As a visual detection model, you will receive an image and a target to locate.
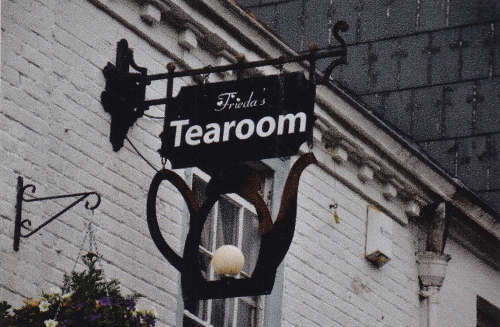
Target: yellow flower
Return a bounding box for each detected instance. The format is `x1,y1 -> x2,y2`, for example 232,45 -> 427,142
135,306 -> 158,318
149,307 -> 158,317
44,319 -> 58,327
48,287 -> 62,297
61,292 -> 73,300
24,297 -> 40,307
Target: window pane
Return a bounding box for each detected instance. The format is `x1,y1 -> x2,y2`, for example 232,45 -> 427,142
237,298 -> 257,326
200,210 -> 215,252
217,198 -> 239,247
189,299 -> 209,322
211,298 -> 234,327
199,251 -> 211,279
194,175 -> 215,252
183,316 -> 204,327
193,175 -> 207,203
242,209 -> 260,275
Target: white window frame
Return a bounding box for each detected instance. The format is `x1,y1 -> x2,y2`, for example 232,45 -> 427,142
182,167 -> 271,327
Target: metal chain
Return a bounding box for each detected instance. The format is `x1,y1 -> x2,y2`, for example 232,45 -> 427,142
203,71 -> 210,85
278,69 -> 285,112
90,210 -> 110,298
53,211 -> 93,320
54,210 -> 108,320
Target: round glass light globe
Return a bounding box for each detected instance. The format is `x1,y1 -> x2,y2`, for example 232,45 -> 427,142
211,245 -> 245,276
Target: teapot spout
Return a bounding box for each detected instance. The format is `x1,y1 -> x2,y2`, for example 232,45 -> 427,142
252,153 -> 317,280
275,153 -> 317,225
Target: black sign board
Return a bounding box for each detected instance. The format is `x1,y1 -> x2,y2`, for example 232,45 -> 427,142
160,72 -> 315,169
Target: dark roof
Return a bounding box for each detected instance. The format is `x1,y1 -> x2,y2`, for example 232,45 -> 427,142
240,0 -> 500,213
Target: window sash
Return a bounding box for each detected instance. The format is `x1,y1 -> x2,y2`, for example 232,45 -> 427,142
185,168 -> 267,327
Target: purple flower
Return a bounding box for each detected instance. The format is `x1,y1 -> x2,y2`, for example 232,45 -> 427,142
125,298 -> 136,310
75,302 -> 85,309
90,313 -> 102,321
143,315 -> 156,326
98,297 -> 112,306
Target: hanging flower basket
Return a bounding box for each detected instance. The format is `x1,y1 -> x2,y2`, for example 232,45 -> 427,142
1,253 -> 157,327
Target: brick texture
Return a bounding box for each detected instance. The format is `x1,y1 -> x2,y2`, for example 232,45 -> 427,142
1,1 -> 184,325
281,166 -> 421,326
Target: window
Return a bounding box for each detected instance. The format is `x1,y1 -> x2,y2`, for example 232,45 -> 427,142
477,296 -> 500,327
183,166 -> 273,327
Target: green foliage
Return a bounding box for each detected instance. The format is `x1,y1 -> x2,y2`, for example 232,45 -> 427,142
1,253 -> 157,327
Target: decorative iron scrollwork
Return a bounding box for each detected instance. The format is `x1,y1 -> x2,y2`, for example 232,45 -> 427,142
322,20 -> 349,84
14,176 -> 101,251
101,21 -> 348,152
101,39 -> 149,151
100,20 -> 349,305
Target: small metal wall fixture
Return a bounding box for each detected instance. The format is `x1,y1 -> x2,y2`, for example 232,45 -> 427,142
14,176 -> 101,251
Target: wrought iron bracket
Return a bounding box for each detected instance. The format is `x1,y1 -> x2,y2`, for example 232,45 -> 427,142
101,39 -> 149,152
101,21 -> 349,152
13,176 -> 101,251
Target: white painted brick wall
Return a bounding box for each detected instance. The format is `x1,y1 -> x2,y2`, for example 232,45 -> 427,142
282,165 -> 421,327
438,240 -> 500,326
2,1 -> 499,327
1,1 -> 191,325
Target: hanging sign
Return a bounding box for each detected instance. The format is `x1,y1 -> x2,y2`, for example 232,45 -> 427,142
161,72 -> 315,169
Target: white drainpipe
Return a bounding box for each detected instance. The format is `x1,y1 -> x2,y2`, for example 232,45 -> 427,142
420,285 -> 440,326
416,251 -> 452,327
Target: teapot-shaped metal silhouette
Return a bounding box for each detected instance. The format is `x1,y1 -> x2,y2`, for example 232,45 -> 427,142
146,153 -> 317,303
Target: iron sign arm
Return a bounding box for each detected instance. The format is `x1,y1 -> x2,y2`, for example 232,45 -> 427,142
101,21 -> 348,152
141,44 -> 347,107
145,20 -> 349,84
146,43 -> 346,82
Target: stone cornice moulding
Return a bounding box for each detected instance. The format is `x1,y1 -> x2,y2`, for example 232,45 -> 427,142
317,107 -> 428,200
90,0 -> 293,80
314,85 -> 499,239
89,0 -> 238,76
305,133 -> 416,225
188,0 -> 303,62
143,0 -> 232,55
